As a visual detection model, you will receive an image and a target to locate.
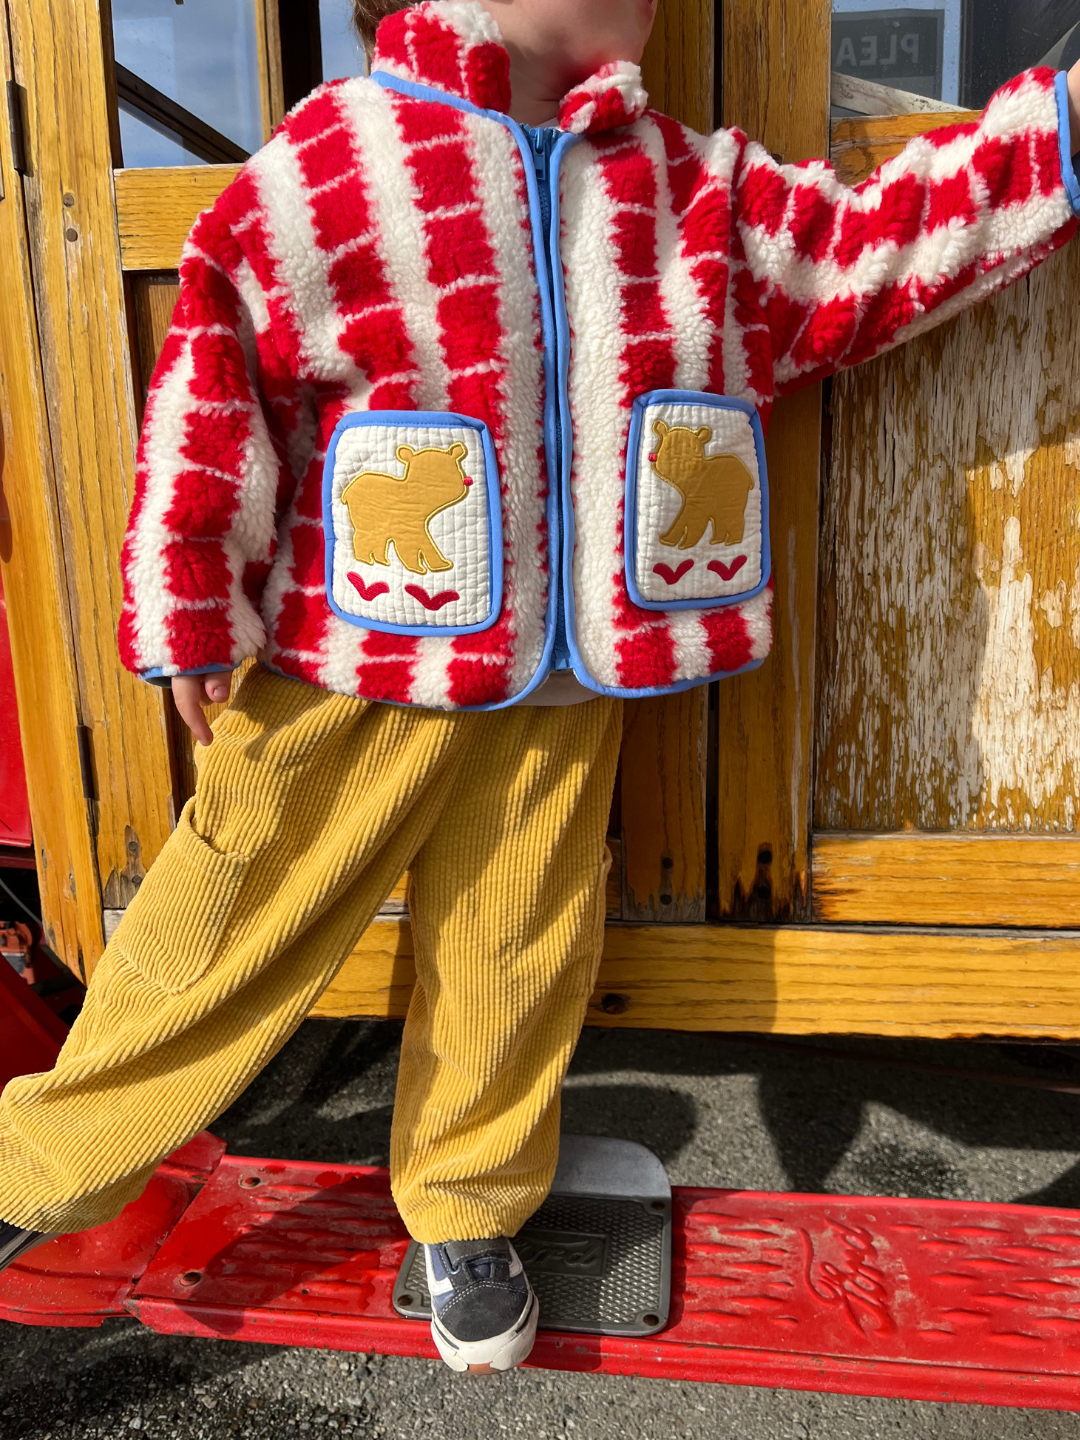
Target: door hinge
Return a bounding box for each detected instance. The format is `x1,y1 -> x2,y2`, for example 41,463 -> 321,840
76,723 -> 95,801
6,80 -> 27,176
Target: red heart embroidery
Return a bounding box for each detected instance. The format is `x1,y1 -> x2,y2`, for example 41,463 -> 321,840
708,556 -> 748,582
405,584 -> 460,612
653,560 -> 695,586
347,574 -> 390,602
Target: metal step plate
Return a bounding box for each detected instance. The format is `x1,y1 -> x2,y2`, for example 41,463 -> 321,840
392,1136 -> 672,1337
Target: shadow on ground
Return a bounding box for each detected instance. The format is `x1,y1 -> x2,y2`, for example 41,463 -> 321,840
214,1018 -> 1080,1208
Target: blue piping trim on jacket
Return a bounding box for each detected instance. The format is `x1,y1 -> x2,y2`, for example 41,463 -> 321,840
369,70 -> 565,709
322,410 -> 504,637
622,390 -> 772,613
1055,71 -> 1080,217
141,663 -> 233,689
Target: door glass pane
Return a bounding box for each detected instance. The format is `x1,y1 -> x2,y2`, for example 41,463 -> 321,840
832,1 -> 1080,116
119,105 -> 205,168
112,0 -> 264,167
319,0 -> 365,81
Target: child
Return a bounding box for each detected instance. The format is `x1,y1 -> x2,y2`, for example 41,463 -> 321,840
2,0 -> 1080,1376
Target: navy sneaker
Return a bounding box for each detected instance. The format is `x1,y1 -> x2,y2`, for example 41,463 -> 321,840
0,1220 -> 56,1272
424,1237 -> 538,1372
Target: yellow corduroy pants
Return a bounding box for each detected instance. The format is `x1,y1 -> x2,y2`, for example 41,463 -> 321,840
0,667 -> 622,1243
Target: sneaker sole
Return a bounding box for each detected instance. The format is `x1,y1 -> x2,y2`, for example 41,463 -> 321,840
430,1288 -> 539,1374
0,1229 -> 58,1274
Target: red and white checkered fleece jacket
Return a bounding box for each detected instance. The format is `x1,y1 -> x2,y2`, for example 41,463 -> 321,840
119,0 -> 1080,710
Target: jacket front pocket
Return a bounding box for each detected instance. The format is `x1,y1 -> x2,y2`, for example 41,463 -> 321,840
624,390 -> 771,611
323,410 -> 504,636
113,800 -> 248,995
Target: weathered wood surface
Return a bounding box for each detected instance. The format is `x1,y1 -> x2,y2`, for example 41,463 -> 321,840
714,0 -> 830,919
620,691 -> 706,920
817,240 -> 1080,835
813,833 -> 1080,927
830,111 -> 981,187
114,166 -> 238,271
314,919 -> 1080,1038
830,73 -> 968,119
0,7 -> 103,975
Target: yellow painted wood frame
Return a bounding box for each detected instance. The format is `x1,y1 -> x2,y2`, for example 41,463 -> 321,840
318,920 -> 1080,1040
830,112 -> 982,187
813,833 -> 1080,928
0,0 -> 102,976
6,0 -> 176,957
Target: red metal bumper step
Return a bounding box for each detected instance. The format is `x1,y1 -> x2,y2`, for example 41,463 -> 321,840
0,1132 -> 224,1327
5,1141 -> 1080,1409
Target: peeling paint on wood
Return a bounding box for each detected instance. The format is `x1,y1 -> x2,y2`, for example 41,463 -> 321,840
817,243 -> 1080,832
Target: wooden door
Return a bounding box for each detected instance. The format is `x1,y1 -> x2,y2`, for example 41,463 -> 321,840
0,0 -> 719,1017
9,0 -> 1077,1040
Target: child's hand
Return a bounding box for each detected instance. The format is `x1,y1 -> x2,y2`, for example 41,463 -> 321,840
171,672 -> 234,746
1068,59 -> 1080,155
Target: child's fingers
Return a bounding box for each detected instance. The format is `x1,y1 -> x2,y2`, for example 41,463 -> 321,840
203,675 -> 232,703
170,676 -> 215,747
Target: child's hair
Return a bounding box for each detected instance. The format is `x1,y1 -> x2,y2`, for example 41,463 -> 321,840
352,0 -> 414,53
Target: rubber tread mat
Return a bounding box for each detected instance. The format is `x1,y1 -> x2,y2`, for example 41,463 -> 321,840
393,1192 -> 670,1336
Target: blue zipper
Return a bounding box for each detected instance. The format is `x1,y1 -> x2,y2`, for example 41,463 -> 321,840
525,124 -> 571,673
367,72 -> 578,697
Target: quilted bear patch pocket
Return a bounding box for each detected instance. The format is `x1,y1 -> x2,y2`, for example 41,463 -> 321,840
625,390 -> 771,611
324,411 -> 504,635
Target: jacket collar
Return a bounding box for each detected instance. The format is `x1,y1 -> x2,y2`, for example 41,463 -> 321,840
371,1 -> 649,134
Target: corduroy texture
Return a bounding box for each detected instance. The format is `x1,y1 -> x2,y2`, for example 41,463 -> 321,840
0,666 -> 621,1239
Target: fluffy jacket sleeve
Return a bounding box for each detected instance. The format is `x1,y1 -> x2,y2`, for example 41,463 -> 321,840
118,180 -> 309,680
730,68 -> 1080,393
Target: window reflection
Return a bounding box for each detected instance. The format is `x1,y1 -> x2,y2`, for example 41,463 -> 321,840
113,0 -> 263,167
832,0 -> 1080,116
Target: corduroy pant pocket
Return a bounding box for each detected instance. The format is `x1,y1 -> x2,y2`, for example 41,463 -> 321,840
113,800 -> 249,995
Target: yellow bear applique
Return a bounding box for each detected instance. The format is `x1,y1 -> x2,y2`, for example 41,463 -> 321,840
650,420 -> 755,549
341,441 -> 474,576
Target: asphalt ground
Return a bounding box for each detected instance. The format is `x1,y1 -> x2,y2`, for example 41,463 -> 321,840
4,1020 -> 1080,1439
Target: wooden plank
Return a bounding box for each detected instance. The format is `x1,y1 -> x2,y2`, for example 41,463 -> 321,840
254,0 -> 285,144
714,0 -> 830,919
128,273 -> 179,411
614,0 -> 714,923
830,111 -> 981,187
830,72 -> 968,119
620,691 -> 706,920
10,0 -> 177,943
114,166 -> 239,271
313,919 -> 1080,1039
815,239 -> 1080,835
813,833 -> 1080,927
0,1 -> 102,975
640,0 -> 713,133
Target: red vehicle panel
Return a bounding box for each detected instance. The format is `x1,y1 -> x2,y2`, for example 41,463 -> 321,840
0,567 -> 31,849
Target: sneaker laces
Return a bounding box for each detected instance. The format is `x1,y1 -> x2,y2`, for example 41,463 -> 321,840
443,1240 -> 511,1284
